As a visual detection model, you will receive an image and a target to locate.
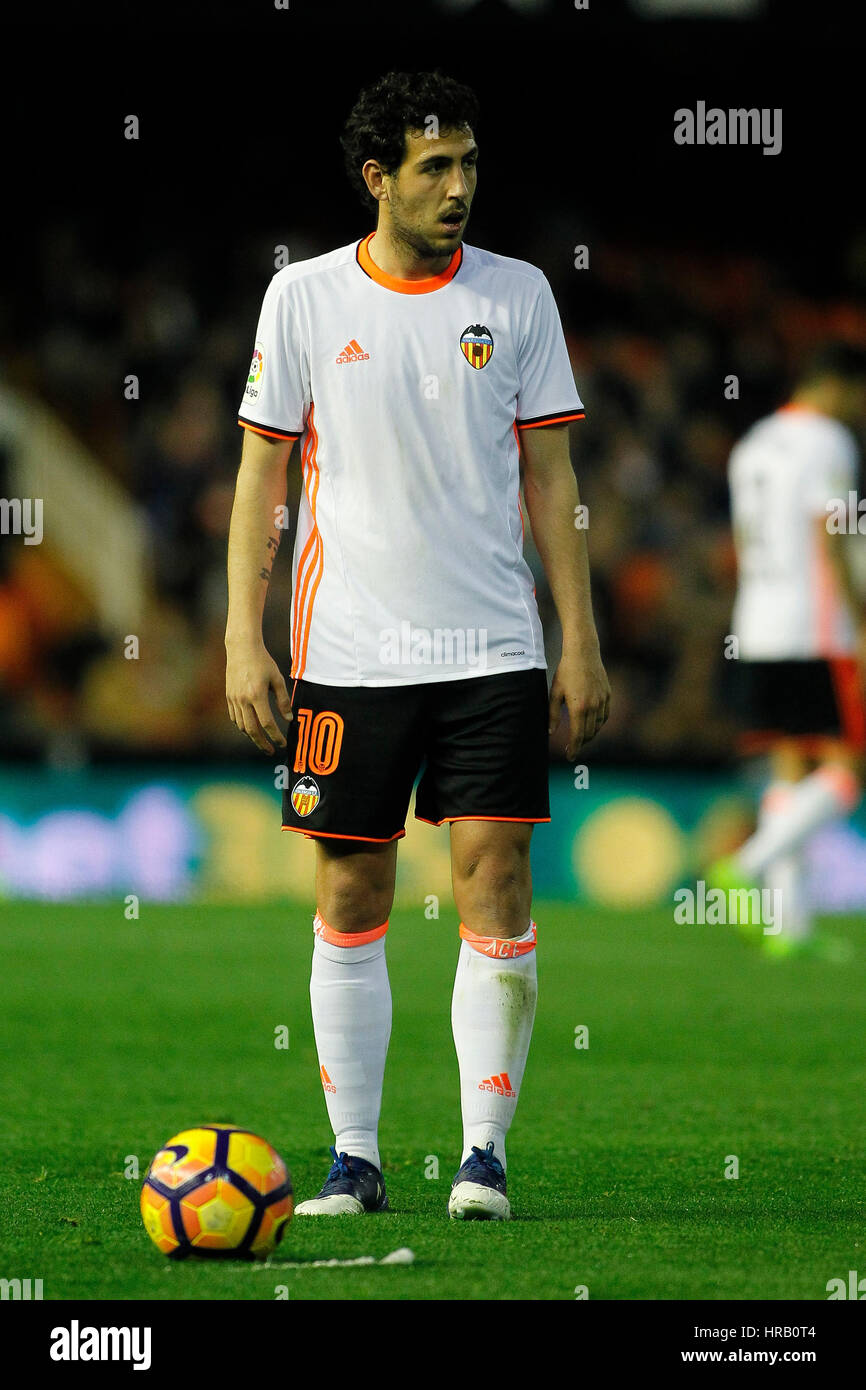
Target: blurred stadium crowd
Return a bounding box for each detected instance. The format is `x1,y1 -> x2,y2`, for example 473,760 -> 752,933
2,217 -> 865,765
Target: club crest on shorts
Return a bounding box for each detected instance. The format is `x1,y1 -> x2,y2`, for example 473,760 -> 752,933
291,776 -> 320,818
459,324 -> 494,369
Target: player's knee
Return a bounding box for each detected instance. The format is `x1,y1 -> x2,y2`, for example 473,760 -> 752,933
317,848 -> 395,933
318,876 -> 392,932
452,842 -> 531,934
320,895 -> 391,934
463,856 -> 527,898
459,888 -> 529,939
453,833 -> 530,888
315,834 -> 397,934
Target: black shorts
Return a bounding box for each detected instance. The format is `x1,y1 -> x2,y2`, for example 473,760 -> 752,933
281,669 -> 551,842
735,657 -> 866,754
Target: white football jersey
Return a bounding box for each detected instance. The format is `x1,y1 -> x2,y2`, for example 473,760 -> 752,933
729,405 -> 859,659
238,233 -> 584,685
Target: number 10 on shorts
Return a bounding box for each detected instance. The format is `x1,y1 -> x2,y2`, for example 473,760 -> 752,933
293,708 -> 345,776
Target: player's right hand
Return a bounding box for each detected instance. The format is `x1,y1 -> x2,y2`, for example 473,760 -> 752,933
225,641 -> 293,753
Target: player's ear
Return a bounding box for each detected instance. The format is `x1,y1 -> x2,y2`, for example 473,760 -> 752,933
361,159 -> 388,203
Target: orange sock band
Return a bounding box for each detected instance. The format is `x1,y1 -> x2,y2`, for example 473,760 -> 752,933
816,764 -> 861,813
458,920 -> 537,958
760,782 -> 795,815
313,911 -> 388,947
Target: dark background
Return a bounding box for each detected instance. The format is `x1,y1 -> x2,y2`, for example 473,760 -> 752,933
1,0 -> 862,765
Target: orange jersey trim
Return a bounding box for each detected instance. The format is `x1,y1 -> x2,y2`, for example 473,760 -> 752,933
776,402 -> 831,420
296,410 -> 324,677
238,417 -> 301,442
356,232 -> 462,295
290,430 -> 318,670
516,411 -> 585,430
291,405 -> 323,680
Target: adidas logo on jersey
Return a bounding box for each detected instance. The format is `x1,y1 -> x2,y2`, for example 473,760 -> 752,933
478,1072 -> 516,1098
320,1064 -> 336,1094
336,339 -> 370,364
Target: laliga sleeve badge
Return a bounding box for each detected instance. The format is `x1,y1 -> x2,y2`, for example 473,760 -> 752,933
245,343 -> 264,399
291,776 -> 320,818
459,324 -> 494,369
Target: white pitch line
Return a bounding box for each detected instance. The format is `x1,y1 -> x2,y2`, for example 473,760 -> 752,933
232,1246 -> 416,1271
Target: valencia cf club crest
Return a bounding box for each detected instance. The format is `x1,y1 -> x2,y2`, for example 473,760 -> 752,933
291,776 -> 320,818
459,324 -> 494,369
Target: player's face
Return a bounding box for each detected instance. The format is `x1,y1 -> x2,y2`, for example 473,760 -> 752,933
386,127 -> 478,260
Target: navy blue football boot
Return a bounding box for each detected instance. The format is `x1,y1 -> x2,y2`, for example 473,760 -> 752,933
448,1141 -> 511,1220
295,1146 -> 389,1216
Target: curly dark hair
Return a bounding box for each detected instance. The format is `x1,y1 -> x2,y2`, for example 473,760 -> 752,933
341,70 -> 480,214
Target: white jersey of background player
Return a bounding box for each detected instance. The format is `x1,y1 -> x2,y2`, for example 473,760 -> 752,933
730,405 -> 858,660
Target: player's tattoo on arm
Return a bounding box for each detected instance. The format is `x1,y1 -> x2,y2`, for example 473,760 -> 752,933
259,531 -> 281,585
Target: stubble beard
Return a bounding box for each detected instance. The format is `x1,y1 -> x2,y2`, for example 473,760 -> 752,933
388,197 -> 464,264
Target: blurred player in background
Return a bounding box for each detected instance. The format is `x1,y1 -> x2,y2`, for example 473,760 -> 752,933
717,344 -> 866,957
225,71 -> 609,1219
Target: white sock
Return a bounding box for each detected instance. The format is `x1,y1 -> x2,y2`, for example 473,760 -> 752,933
736,765 -> 860,879
451,920 -> 538,1172
764,851 -> 812,942
308,911 -> 391,1172
757,783 -> 813,943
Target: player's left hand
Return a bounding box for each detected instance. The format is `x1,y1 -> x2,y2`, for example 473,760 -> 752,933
549,638 -> 611,758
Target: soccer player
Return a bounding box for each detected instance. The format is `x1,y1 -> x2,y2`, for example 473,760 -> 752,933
225,71 -> 609,1219
719,343 -> 866,956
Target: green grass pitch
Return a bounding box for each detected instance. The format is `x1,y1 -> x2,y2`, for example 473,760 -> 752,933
1,900 -> 864,1301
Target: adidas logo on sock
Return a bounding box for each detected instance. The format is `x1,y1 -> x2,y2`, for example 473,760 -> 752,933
478,1072 -> 516,1098
336,339 -> 370,364
320,1064 -> 336,1094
